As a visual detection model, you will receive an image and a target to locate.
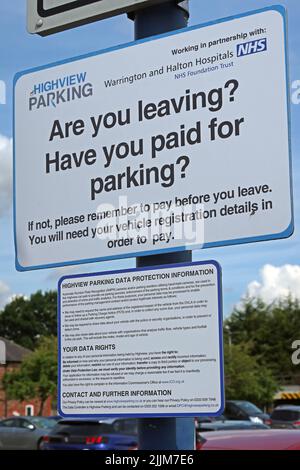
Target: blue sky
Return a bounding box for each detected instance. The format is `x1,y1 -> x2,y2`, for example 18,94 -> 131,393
0,0 -> 299,315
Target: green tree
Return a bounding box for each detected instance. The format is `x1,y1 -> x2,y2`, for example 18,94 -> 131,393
224,342 -> 278,408
225,297 -> 300,383
3,337 -> 57,415
0,291 -> 57,349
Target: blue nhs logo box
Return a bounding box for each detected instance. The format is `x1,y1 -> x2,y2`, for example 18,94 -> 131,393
237,38 -> 267,57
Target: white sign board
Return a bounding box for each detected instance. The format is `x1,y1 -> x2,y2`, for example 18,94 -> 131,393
14,7 -> 293,271
58,261 -> 223,417
27,0 -> 184,35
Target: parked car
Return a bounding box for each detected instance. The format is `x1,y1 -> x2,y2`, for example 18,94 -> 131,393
224,400 -> 270,424
196,419 -> 269,432
270,405 -> 300,429
41,418 -> 138,450
0,416 -> 58,450
196,429 -> 300,450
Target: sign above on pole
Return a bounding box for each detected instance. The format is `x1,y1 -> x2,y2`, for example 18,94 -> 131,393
58,261 -> 224,417
14,7 -> 293,271
27,0 -> 187,35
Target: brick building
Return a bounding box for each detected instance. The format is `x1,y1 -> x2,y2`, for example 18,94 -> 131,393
0,337 -> 52,418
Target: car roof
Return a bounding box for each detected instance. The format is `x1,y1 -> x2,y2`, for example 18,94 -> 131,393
200,430 -> 300,450
198,420 -> 267,428
273,405 -> 300,411
1,416 -> 31,421
55,418 -> 134,425
226,400 -> 251,405
1,416 -> 50,420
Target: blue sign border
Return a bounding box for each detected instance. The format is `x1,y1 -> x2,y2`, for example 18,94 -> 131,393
57,260 -> 224,418
13,5 -> 294,271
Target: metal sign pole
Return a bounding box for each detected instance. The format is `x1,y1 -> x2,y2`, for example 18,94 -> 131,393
130,0 -> 195,450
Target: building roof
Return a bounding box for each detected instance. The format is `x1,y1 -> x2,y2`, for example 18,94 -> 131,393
0,337 -> 31,363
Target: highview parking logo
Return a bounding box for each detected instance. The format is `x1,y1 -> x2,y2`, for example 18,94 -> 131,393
29,71 -> 93,111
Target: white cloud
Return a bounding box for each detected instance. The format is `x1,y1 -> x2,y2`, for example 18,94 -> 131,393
245,264 -> 300,304
0,280 -> 11,308
0,134 -> 12,216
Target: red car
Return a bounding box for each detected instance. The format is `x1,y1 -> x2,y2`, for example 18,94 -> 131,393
197,430 -> 300,450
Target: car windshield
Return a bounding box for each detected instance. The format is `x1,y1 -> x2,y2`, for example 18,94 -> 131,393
29,417 -> 58,429
234,401 -> 263,414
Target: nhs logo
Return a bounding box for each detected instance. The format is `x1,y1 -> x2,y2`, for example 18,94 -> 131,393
237,38 -> 267,57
